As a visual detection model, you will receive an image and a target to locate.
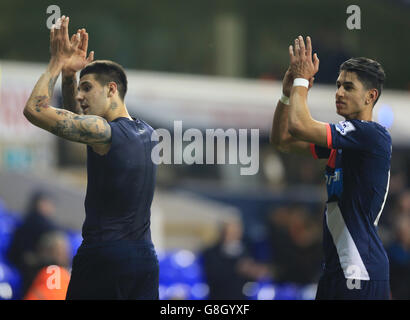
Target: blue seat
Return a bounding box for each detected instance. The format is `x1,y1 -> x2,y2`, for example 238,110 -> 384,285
243,279 -> 305,300
0,261 -> 22,300
0,212 -> 22,262
65,230 -> 83,263
158,250 -> 208,300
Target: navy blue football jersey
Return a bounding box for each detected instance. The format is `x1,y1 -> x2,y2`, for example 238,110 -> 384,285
82,117 -> 157,244
311,120 -> 391,281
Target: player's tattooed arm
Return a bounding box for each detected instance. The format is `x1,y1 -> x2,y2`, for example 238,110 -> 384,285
51,113 -> 111,145
25,86 -> 111,146
24,16 -> 109,147
24,67 -> 111,146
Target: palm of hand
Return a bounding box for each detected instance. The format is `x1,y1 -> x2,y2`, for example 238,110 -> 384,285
288,36 -> 319,80
50,17 -> 93,73
63,31 -> 94,73
64,46 -> 88,72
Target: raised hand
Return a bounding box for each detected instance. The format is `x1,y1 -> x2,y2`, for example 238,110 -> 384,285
50,16 -> 79,65
50,16 -> 94,72
289,35 -> 319,80
63,28 -> 94,74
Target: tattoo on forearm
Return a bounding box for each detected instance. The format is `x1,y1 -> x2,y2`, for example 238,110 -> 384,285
51,115 -> 111,144
34,95 -> 50,112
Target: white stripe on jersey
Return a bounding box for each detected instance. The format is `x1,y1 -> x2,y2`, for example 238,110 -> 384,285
374,170 -> 390,227
326,202 -> 370,280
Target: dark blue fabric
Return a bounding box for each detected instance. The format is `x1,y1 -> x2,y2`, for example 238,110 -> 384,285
314,120 -> 391,282
315,270 -> 390,300
82,117 -> 157,244
67,117 -> 158,300
66,240 -> 159,300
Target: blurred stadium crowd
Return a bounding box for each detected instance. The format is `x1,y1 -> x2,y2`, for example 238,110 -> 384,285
1,162 -> 410,300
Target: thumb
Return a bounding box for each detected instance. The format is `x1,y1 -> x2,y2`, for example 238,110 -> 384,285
313,53 -> 320,72
309,77 -> 315,89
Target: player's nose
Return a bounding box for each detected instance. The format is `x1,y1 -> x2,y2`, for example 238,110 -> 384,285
76,92 -> 84,102
336,87 -> 344,98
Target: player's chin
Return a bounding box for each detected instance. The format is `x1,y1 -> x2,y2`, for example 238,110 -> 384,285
336,106 -> 347,117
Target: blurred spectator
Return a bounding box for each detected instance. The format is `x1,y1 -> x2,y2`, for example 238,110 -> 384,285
23,231 -> 71,300
268,205 -> 322,284
7,189 -> 62,295
380,189 -> 410,245
386,198 -> 410,299
202,218 -> 270,300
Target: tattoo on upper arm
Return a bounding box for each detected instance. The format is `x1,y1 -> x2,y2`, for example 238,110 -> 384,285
50,115 -> 111,145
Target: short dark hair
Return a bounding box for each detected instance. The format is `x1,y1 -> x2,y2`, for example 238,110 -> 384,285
80,60 -> 128,100
339,57 -> 385,105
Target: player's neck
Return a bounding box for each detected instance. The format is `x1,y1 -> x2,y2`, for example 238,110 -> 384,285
345,107 -> 373,122
105,101 -> 132,122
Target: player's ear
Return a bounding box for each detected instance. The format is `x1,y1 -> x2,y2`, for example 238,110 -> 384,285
107,82 -> 118,98
366,88 -> 378,106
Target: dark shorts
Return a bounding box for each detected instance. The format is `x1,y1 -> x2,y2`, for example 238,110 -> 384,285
66,240 -> 159,300
315,271 -> 390,300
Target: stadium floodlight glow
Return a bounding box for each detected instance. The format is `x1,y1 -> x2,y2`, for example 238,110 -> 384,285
377,104 -> 394,129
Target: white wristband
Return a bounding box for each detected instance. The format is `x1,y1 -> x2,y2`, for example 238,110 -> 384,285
280,93 -> 290,105
293,78 -> 309,88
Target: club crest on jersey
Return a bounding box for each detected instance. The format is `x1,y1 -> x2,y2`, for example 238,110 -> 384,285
335,121 -> 356,136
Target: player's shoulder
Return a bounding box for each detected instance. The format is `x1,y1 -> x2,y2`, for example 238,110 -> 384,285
352,119 -> 392,152
352,119 -> 390,140
338,119 -> 390,137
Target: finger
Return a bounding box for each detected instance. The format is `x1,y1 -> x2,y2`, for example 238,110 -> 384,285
71,32 -> 81,50
306,36 -> 312,58
86,51 -> 95,63
71,33 -> 77,43
54,17 -> 62,38
289,45 -> 295,62
81,31 -> 89,52
298,35 -> 306,56
313,53 -> 320,72
62,16 -> 70,43
294,38 -> 300,57
55,17 -> 62,30
288,45 -> 294,57
309,77 -> 315,89
50,24 -> 56,42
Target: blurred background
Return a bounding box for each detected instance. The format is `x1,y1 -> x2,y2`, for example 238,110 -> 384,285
0,0 -> 409,300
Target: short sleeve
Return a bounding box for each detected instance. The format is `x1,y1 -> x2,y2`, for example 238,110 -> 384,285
328,120 -> 375,150
310,143 -> 331,160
